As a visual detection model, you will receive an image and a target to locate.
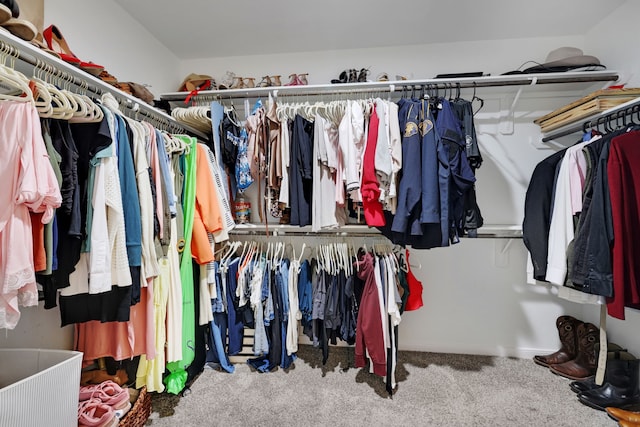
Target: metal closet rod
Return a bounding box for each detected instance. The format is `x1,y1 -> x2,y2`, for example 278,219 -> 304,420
0,31 -> 209,141
161,70 -> 620,102
541,96 -> 640,142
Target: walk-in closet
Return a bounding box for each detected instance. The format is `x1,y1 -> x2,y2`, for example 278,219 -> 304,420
1,1 -> 640,426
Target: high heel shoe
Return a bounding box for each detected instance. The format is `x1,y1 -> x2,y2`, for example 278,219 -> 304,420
270,75 -> 282,86
357,68 -> 369,82
285,73 -> 299,86
348,69 -> 358,83
258,76 -> 272,87
229,76 -> 244,89
244,77 -> 255,88
43,25 -> 104,76
297,73 -> 308,85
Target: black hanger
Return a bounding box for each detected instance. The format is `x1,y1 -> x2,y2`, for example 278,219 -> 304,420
582,120 -> 591,134
471,82 -> 484,115
632,105 -> 640,126
617,109 -> 627,129
455,83 -> 461,101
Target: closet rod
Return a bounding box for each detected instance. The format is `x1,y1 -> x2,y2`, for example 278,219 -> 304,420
541,96 -> 640,142
160,70 -> 619,102
0,31 -> 210,141
229,225 -> 522,239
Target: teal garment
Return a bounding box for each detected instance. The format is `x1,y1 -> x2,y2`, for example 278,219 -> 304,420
165,136 -> 197,393
114,113 -> 142,267
81,144 -> 113,253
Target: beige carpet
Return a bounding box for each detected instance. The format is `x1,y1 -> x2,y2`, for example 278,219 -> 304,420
146,345 -> 613,427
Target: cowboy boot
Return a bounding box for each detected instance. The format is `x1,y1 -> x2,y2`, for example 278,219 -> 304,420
578,358 -> 640,411
533,315 -> 581,367
549,322 -> 599,380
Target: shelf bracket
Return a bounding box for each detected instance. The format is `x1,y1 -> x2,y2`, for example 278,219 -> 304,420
499,77 -> 537,135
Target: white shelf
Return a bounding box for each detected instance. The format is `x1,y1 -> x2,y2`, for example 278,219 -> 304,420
541,95 -> 640,142
161,70 -> 620,103
0,30 -> 209,141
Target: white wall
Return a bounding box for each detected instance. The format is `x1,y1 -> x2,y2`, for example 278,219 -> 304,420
44,0 -> 182,95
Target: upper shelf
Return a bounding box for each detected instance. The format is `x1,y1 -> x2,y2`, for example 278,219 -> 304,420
0,31 -> 210,141
541,95 -> 640,142
161,70 -> 620,103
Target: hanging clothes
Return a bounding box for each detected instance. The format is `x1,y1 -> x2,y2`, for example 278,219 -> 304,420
0,102 -> 62,330
289,114 -> 314,226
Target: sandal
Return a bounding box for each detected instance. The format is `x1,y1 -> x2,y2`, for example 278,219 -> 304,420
270,75 -> 282,86
297,73 -> 308,85
258,76 -> 272,87
43,25 -> 104,74
357,68 -> 369,82
348,69 -> 358,83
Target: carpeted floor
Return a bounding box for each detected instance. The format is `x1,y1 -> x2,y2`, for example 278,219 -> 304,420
146,345 -> 613,426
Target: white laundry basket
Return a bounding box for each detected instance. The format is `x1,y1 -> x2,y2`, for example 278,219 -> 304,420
0,348 -> 82,427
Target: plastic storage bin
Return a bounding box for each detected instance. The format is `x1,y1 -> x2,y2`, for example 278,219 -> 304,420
0,348 -> 82,427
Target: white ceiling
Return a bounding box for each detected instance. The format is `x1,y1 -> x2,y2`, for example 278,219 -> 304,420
114,0 -> 625,60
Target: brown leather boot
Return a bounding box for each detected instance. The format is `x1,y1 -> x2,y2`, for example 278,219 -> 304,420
607,407 -> 640,423
533,315 -> 581,367
549,322 -> 599,380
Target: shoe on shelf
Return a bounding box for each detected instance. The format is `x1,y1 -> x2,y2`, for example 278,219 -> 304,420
377,72 -> 389,82
0,4 -> 10,24
357,68 -> 369,82
244,77 -> 255,88
348,69 -> 358,83
42,25 -> 104,75
30,35 -> 61,59
270,75 -> 282,86
331,69 -> 349,84
0,0 -> 18,18
286,73 -> 306,86
229,76 -> 244,89
98,70 -> 118,86
2,18 -> 36,41
258,76 -> 272,87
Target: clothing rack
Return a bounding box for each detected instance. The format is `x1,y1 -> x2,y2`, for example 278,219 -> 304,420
541,96 -> 640,142
0,30 -> 210,141
160,70 -> 619,103
229,224 -> 523,239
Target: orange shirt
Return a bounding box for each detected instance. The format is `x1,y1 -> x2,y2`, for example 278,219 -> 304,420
191,144 -> 223,264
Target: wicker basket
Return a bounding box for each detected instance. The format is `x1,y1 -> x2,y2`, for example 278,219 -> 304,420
119,386 -> 151,427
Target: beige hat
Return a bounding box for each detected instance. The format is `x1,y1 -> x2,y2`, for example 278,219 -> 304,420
178,73 -> 213,92
523,47 -> 603,73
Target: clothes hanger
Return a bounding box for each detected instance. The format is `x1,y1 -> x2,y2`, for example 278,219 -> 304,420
0,56 -> 34,104
471,82 -> 485,116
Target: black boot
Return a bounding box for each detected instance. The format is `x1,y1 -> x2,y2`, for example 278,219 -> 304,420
533,315 -> 581,368
578,358 -> 640,411
570,345 -> 630,393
